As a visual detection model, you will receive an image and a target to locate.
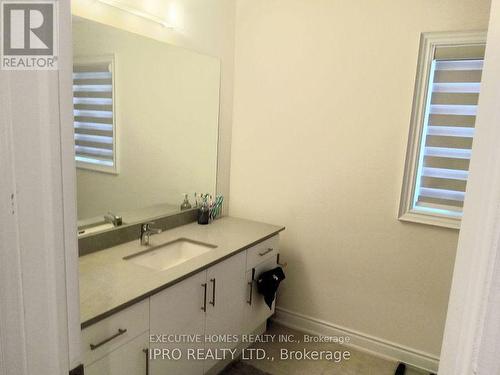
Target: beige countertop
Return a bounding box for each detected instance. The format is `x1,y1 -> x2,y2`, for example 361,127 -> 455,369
79,216 -> 285,328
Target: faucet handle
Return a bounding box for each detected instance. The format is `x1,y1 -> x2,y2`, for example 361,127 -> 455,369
104,212 -> 123,227
141,222 -> 161,234
140,222 -> 162,246
142,221 -> 155,230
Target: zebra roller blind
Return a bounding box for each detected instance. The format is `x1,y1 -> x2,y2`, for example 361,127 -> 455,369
414,44 -> 485,217
73,57 -> 116,173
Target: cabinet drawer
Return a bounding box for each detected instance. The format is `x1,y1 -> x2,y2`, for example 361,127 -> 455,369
246,235 -> 279,270
82,299 -> 149,366
84,332 -> 149,375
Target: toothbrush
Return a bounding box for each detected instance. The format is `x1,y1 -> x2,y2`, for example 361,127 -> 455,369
210,196 -> 223,220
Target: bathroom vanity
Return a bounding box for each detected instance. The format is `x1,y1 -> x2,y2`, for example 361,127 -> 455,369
79,217 -> 285,375
71,14 -> 284,375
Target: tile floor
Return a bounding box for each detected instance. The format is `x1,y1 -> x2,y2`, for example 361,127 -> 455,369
238,323 -> 430,375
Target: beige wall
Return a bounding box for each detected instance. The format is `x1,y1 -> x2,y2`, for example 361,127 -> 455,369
230,0 -> 491,357
72,0 -> 236,212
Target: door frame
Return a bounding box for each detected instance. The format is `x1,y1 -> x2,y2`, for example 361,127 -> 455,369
3,0 -> 500,374
0,0 -> 81,374
59,0 -> 83,369
438,0 -> 500,373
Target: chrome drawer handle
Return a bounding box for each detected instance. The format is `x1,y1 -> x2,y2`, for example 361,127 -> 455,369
258,248 -> 273,256
201,283 -> 208,312
247,281 -> 253,305
247,267 -> 255,305
143,348 -> 149,375
210,278 -> 216,307
90,328 -> 127,350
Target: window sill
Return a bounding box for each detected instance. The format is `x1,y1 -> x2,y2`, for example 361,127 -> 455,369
76,162 -> 118,175
399,211 -> 460,230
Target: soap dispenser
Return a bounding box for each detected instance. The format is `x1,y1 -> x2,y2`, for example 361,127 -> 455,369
180,193 -> 192,211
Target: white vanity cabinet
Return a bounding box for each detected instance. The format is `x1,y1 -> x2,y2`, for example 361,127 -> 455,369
244,257 -> 278,334
244,236 -> 279,333
204,252 -> 247,372
149,252 -> 246,375
149,270 -> 207,375
82,234 -> 281,375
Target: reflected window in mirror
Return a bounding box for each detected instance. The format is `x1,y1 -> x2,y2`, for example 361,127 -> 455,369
73,55 -> 117,174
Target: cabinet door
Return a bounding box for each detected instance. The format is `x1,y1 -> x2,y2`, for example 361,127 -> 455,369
81,300 -> 149,366
244,256 -> 278,334
85,332 -> 149,375
204,252 -> 246,373
150,270 -> 206,375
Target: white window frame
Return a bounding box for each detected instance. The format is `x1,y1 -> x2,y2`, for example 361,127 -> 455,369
73,54 -> 118,174
399,31 -> 487,229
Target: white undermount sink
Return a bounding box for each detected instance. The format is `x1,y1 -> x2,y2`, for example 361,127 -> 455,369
123,238 -> 217,271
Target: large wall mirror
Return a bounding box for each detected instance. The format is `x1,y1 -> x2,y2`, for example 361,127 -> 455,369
73,16 -> 220,236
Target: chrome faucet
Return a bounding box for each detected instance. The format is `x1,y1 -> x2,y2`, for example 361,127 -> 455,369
104,212 -> 122,227
140,222 -> 162,246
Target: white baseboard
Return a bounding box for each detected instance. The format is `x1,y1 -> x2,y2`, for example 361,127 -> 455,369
272,307 -> 439,373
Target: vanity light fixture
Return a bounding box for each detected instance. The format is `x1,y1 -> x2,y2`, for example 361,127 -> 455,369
95,0 -> 174,28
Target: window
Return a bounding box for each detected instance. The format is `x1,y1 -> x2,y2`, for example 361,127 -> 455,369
73,55 -> 117,174
400,31 -> 486,229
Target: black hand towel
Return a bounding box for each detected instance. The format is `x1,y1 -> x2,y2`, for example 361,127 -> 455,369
256,267 -> 286,309
395,363 -> 406,375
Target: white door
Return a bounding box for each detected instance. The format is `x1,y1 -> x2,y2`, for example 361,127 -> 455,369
204,252 -> 247,372
85,333 -> 149,375
149,271 -> 207,375
0,0 -> 80,373
244,257 -> 278,334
